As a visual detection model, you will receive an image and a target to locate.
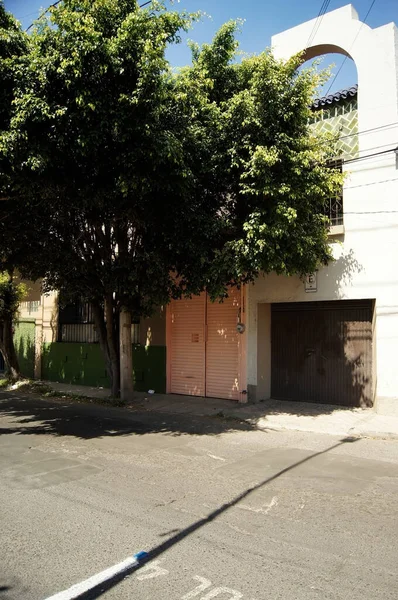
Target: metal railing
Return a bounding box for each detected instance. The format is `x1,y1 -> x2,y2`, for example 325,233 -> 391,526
325,192 -> 344,226
132,323 -> 140,345
60,323 -> 99,343
20,300 -> 41,314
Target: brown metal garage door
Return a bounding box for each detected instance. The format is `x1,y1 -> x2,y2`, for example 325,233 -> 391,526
271,300 -> 374,407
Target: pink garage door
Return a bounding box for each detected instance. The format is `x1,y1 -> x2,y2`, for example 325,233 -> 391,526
169,289 -> 243,400
169,293 -> 206,396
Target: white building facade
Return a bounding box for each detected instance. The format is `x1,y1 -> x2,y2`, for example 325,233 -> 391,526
246,5 -> 398,414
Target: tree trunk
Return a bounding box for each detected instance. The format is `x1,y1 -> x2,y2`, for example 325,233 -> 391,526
105,295 -> 120,397
0,316 -> 20,380
92,298 -> 120,398
91,301 -> 112,389
119,307 -> 134,402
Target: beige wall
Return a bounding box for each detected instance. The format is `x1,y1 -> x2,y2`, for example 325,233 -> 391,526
257,304 -> 271,401
22,280 -> 41,302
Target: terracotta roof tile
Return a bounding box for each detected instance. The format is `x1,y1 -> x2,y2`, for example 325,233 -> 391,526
312,84 -> 358,109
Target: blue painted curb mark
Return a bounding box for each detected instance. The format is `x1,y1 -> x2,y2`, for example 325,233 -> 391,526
134,551 -> 149,562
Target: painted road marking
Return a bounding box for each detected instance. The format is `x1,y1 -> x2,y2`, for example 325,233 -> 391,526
45,556 -> 256,600
182,577 -> 243,599
44,552 -> 147,600
136,560 -> 169,580
182,576 -> 212,599
201,588 -> 243,599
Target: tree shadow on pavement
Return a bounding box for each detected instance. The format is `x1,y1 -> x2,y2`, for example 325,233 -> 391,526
0,392 -> 256,439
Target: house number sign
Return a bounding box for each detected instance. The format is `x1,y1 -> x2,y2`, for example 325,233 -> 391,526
305,272 -> 317,293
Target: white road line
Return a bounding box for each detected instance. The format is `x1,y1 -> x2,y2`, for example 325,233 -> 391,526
44,552 -> 147,600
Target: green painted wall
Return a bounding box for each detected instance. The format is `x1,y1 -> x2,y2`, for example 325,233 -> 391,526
132,345 -> 166,393
41,342 -> 166,393
14,320 -> 35,378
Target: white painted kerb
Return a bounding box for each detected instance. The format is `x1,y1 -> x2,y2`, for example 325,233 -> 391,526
45,554 -> 143,600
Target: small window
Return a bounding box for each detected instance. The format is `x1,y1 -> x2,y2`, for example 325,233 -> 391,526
20,300 -> 40,314
325,159 -> 344,227
58,300 -> 99,343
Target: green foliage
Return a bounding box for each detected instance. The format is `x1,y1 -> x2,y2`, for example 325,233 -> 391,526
175,24 -> 343,296
0,1 -> 344,386
0,272 -> 26,322
0,2 -> 28,130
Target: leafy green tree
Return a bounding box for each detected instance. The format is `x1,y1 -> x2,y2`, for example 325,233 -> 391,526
0,1 -> 343,398
0,2 -> 32,378
179,23 -> 342,290
0,1 -> 28,134
0,272 -> 26,378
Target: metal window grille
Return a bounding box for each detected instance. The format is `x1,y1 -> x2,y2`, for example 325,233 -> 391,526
325,194 -> 344,226
20,300 -> 40,314
60,323 -> 99,343
325,160 -> 344,226
58,301 -> 141,344
58,301 -> 99,343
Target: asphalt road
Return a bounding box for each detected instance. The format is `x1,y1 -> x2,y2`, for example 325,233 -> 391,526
1,391 -> 398,600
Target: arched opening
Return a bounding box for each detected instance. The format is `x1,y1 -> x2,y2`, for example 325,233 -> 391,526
299,44 -> 358,99
299,44 -> 359,161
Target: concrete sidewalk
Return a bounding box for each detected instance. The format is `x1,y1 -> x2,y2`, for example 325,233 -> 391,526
44,381 -> 398,440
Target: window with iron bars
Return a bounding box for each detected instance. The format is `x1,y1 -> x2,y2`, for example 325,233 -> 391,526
20,300 -> 41,314
325,160 -> 344,227
58,301 -> 141,344
58,301 -> 98,343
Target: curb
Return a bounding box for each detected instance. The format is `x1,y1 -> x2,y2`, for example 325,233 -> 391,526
5,388 -> 398,441
245,417 -> 398,441
352,429 -> 398,441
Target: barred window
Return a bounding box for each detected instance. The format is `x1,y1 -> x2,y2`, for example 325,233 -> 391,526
58,301 -> 141,344
325,159 -> 344,227
20,300 -> 41,314
58,301 -> 99,343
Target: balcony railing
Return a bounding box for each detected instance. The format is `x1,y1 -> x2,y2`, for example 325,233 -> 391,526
325,192 -> 344,227
60,323 -> 99,343
20,300 -> 41,314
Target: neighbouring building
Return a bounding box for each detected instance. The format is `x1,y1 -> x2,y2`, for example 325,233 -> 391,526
16,288 -> 167,393
13,5 -> 398,415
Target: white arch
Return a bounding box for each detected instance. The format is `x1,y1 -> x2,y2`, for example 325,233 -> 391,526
271,5 -> 370,66
271,4 -> 398,152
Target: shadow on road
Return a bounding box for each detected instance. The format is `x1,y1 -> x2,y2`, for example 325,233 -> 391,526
54,436 -> 359,599
0,392 -> 256,439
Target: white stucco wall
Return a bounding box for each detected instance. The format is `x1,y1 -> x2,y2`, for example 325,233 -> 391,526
248,5 -> 398,410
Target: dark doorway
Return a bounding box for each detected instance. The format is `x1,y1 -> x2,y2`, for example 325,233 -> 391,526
271,300 -> 374,407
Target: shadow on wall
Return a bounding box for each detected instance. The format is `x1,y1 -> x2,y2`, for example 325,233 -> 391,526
0,394 -> 254,439
14,322 -> 35,379
50,293 -> 59,343
41,342 -> 109,388
270,299 -> 373,409
326,248 -> 363,299
41,342 -> 166,392
325,250 -> 372,408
